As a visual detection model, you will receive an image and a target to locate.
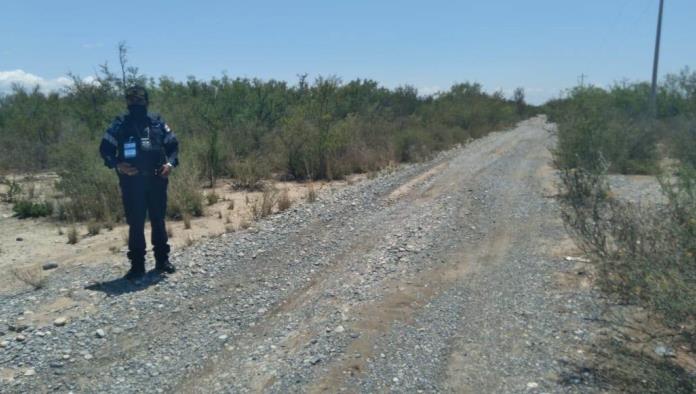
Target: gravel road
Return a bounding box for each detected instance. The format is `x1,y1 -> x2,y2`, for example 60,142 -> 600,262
0,116 -> 602,393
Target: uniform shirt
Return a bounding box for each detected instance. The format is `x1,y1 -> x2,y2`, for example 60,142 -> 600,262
99,113 -> 179,174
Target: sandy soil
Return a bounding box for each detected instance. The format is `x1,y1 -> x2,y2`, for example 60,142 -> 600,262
0,175 -> 360,293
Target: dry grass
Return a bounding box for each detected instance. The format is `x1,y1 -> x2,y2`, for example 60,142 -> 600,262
277,189 -> 292,212
67,226 -> 79,244
557,166 -> 696,392
87,221 -> 101,236
251,187 -> 278,219
12,265 -> 46,290
306,183 -> 317,203
183,213 -> 192,229
206,191 -> 220,206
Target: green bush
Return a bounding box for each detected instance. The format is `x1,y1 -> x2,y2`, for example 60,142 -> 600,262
13,199 -> 53,218
669,117 -> 696,168
552,87 -> 659,174
559,165 -> 696,325
168,163 -> 204,219
229,154 -> 271,189
53,137 -> 123,222
0,59 -> 527,222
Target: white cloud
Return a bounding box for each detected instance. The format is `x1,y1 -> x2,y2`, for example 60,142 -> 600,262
0,69 -> 96,95
418,85 -> 442,97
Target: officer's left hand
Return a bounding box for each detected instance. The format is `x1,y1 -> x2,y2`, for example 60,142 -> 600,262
159,163 -> 173,178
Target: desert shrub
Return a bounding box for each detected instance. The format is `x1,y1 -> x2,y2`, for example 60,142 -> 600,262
558,165 -> 696,325
87,221 -> 101,236
0,56 -> 527,224
53,135 -> 123,222
206,191 -> 220,206
276,110 -> 322,179
552,87 -> 659,174
11,265 -> 46,290
568,340 -> 695,393
67,226 -> 79,244
306,183 -> 317,203
230,154 -> 271,190
182,213 -> 192,229
394,127 -> 435,162
13,199 -> 53,218
187,132 -> 235,187
167,163 -> 204,219
277,189 -> 292,212
251,186 -> 278,219
669,116 -> 696,167
1,178 -> 22,203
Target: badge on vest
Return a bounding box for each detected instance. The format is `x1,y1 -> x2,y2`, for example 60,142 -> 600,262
124,137 -> 137,159
141,127 -> 153,151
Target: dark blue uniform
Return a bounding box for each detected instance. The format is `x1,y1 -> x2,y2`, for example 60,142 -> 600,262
99,113 -> 179,268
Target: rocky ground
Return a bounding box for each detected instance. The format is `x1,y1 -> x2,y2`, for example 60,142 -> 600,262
0,116 -> 605,393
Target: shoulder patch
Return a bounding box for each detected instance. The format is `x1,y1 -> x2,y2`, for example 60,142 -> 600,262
107,116 -> 125,135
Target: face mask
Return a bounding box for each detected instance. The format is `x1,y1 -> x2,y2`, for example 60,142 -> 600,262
127,104 -> 148,119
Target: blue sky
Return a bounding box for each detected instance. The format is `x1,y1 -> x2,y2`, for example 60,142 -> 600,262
1,0 -> 694,104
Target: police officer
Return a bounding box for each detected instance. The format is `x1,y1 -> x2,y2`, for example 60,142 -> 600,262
99,86 -> 179,280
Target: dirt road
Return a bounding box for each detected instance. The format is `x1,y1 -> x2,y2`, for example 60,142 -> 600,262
0,116 -> 600,393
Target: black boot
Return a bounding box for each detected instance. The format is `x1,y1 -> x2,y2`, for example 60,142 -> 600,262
155,260 -> 176,274
124,262 -> 146,281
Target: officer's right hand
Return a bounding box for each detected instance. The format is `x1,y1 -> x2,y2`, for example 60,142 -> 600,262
117,162 -> 139,176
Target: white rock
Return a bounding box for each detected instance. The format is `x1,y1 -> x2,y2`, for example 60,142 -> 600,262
53,317 -> 68,327
218,335 -> 228,341
96,329 -> 106,338
334,325 -> 345,333
655,345 -> 675,357
24,368 -> 36,376
0,340 -> 9,348
527,382 -> 539,388
84,353 -> 93,360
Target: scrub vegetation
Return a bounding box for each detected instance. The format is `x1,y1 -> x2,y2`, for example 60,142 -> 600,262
549,69 -> 696,392
0,47 -> 531,223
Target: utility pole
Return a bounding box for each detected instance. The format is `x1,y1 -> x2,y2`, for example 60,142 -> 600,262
650,0 -> 665,117
578,73 -> 587,87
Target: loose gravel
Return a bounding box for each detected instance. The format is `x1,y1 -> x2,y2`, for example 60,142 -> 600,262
0,117 -> 603,393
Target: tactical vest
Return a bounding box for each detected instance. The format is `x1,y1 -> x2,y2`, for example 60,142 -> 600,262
117,114 -> 167,175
